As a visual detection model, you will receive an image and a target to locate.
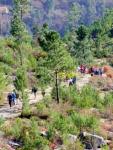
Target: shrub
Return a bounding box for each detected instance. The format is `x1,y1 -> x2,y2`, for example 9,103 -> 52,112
70,112 -> 99,131
21,93 -> 31,117
59,85 -> 103,109
10,118 -> 23,139
22,118 -> 49,150
37,102 -> 47,112
50,112 -> 77,135
104,92 -> 113,107
42,95 -> 52,106
5,118 -> 49,149
79,85 -> 103,108
59,85 -> 78,103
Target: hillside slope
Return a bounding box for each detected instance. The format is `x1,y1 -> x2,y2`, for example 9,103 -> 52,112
0,0 -> 113,34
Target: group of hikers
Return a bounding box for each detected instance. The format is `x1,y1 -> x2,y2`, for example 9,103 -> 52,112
7,90 -> 19,108
7,87 -> 38,108
67,65 -> 104,86
78,65 -> 104,76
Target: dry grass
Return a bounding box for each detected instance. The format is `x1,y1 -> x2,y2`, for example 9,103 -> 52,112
49,101 -> 74,116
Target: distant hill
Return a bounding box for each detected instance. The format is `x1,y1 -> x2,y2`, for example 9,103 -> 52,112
0,0 -> 113,35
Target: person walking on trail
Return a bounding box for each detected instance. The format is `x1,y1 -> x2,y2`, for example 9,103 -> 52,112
7,93 -> 13,108
32,87 -> 38,98
68,78 -> 73,86
13,89 -> 19,104
72,76 -> 76,84
12,91 -> 16,105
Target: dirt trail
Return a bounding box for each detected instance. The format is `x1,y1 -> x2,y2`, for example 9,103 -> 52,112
0,87 -> 52,119
76,74 -> 91,90
0,75 -> 91,119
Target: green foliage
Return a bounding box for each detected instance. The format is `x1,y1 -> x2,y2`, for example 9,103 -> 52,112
59,85 -> 103,109
102,145 -> 109,150
79,85 -> 103,108
70,112 -> 99,131
37,102 -> 47,112
42,95 -> 52,106
22,118 -> 49,150
10,118 -> 23,139
104,92 -> 113,107
58,85 -> 77,102
0,73 -> 7,90
0,117 -> 5,127
50,112 -> 77,135
37,57 -> 52,88
27,54 -> 37,71
14,67 -> 28,92
21,92 -> 31,117
37,26 -> 75,101
11,0 -> 31,43
68,2 -> 81,29
74,25 -> 93,65
90,21 -> 102,39
6,117 -> 49,149
76,25 -> 88,41
10,15 -> 25,38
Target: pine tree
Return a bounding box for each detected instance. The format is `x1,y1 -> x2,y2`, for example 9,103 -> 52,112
74,25 -> 93,65
68,2 -> 81,30
10,0 -> 31,42
38,29 -> 74,103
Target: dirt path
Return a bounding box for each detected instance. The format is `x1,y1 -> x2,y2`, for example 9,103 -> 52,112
0,87 -> 52,119
76,74 -> 91,90
0,74 -> 91,119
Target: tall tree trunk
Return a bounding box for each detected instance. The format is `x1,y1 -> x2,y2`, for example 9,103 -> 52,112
20,8 -> 23,21
55,71 -> 59,103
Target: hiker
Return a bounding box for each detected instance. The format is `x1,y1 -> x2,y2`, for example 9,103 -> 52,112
80,65 -> 86,74
80,65 -> 84,73
7,93 -> 13,108
99,68 -> 103,76
68,78 -> 73,86
93,67 -> 99,75
12,91 -> 17,105
32,87 -> 38,98
13,89 -> 19,104
72,76 -> 76,84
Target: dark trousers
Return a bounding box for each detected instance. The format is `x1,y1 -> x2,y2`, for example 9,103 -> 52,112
9,99 -> 12,108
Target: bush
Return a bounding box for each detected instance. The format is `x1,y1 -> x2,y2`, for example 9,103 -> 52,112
104,92 -> 113,107
59,85 -> 78,103
59,85 -> 103,109
50,112 -> 77,135
4,118 -> 49,150
21,93 -> 31,117
42,95 -> 52,106
94,49 -> 111,58
10,118 -> 23,139
37,102 -> 47,112
70,112 -> 99,131
22,118 -> 49,150
78,85 -> 103,108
